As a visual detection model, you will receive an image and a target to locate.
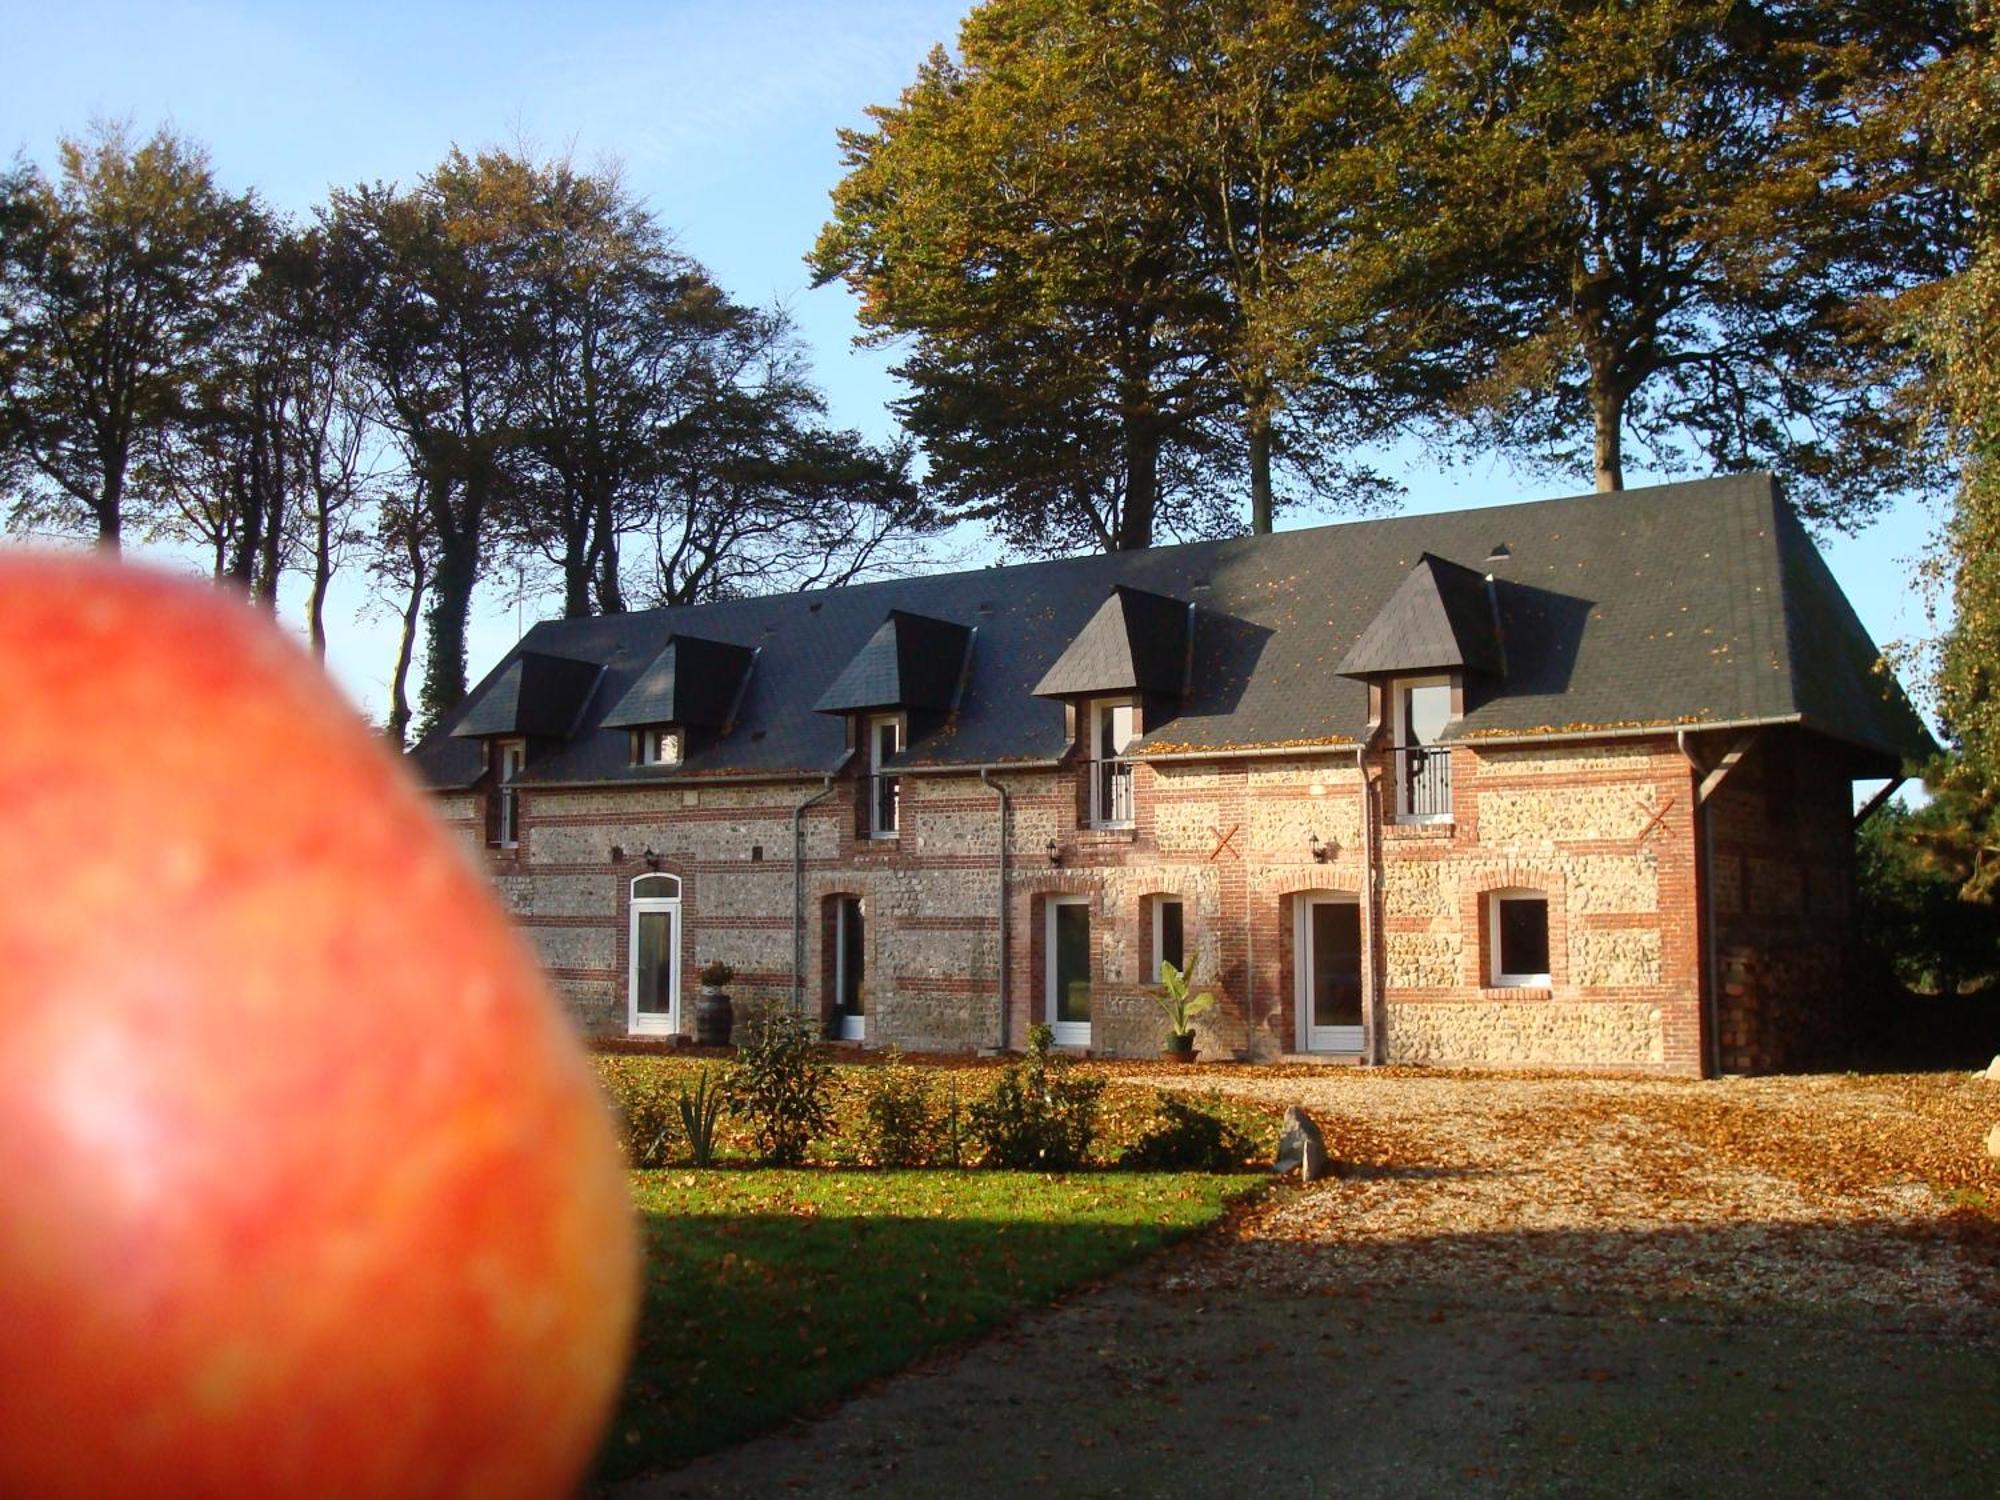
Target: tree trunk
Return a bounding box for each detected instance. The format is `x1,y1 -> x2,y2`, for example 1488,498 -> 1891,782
1116,423 -> 1159,552
419,531 -> 478,735
96,468 -> 124,553
227,468 -> 261,594
308,497 -> 333,661
1248,405 -> 1274,535
593,490 -> 624,613
1592,380 -> 1625,493
387,552 -> 427,749
253,417 -> 285,614
561,510 -> 593,618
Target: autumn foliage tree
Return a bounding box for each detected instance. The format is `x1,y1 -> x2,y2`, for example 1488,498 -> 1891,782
1911,7 -> 2000,900
813,0 -> 1432,552
1381,0 -> 1966,526
0,123 -> 263,548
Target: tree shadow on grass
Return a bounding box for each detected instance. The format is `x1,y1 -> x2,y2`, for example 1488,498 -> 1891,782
594,1175 -> 1253,1485
618,1212 -> 2000,1500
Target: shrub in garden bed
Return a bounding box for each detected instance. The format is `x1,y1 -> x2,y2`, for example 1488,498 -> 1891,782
1118,1089 -> 1260,1171
596,1056 -> 688,1168
858,1051 -> 938,1167
969,1025 -> 1105,1170
729,1007 -> 836,1165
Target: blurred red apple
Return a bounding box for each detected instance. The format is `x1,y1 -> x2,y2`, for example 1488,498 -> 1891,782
0,555 -> 639,1498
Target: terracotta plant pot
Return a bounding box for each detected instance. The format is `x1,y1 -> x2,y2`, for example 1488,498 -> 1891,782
1163,1031 -> 1197,1062
694,987 -> 734,1047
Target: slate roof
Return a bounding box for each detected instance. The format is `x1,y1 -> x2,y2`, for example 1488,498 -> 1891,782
599,635 -> 756,730
446,650 -> 603,740
812,610 -> 973,714
413,473 -> 1933,790
1033,586 -> 1194,699
1336,553 -> 1507,679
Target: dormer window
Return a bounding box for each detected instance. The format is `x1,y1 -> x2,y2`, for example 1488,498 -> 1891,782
1390,676 -> 1454,823
632,727 -> 682,767
1088,697 -> 1137,828
868,714 -> 903,838
492,738 -> 526,848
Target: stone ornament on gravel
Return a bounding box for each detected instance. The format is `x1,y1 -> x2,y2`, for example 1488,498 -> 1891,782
1273,1105 -> 1332,1182
1984,1055 -> 2000,1082
1986,1123 -> 2000,1161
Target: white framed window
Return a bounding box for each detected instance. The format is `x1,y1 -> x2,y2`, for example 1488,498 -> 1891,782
1488,889 -> 1551,987
1390,676 -> 1453,824
628,873 -> 683,1036
868,714 -> 903,838
1152,897 -> 1185,982
1088,697 -> 1137,827
1045,895 -> 1092,1047
634,727 -> 682,766
493,738 -> 526,848
834,896 -> 865,1041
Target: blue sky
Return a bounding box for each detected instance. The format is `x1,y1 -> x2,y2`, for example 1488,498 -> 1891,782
1,0 -> 1948,729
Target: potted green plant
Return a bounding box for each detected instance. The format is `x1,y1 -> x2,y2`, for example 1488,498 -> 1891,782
1149,956 -> 1214,1061
695,959 -> 735,1047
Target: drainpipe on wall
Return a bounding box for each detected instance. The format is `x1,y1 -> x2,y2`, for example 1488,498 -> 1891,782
1361,757 -> 1386,1065
1244,848 -> 1255,1058
791,766 -> 843,1014
979,767 -> 1011,1052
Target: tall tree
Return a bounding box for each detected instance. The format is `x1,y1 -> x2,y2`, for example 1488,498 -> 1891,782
332,150 -> 539,731
1912,6 -> 2000,897
636,307 -> 933,605
368,488 -> 438,750
507,159 -> 752,616
0,123 -> 262,549
1382,0 -> 1966,523
814,3 -> 1441,549
262,224 -> 376,657
816,32 -> 1226,553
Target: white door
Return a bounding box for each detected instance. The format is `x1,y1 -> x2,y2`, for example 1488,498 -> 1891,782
1046,896 -> 1092,1047
1296,895 -> 1363,1053
628,874 -> 682,1036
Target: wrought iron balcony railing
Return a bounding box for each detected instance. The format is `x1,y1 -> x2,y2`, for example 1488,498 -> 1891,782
1391,744 -> 1452,820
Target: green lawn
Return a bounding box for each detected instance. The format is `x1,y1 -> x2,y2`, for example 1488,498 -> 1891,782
596,1169 -> 1260,1483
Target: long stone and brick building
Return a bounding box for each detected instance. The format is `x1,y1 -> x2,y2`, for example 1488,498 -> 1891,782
413,474 -> 1931,1075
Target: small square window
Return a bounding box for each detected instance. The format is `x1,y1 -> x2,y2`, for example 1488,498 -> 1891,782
1491,892 -> 1550,986
634,728 -> 681,767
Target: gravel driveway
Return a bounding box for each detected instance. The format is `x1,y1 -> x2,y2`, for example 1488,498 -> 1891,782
619,1067 -> 2000,1498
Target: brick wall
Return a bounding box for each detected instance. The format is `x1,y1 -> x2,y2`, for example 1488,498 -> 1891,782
1704,728 -> 1859,1073
436,727 -> 1748,1074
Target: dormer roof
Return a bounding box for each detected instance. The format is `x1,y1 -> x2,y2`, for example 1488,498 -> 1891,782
599,634 -> 755,730
1032,585 -> 1192,700
813,609 -> 972,715
1336,553 -> 1505,679
448,650 -> 603,739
